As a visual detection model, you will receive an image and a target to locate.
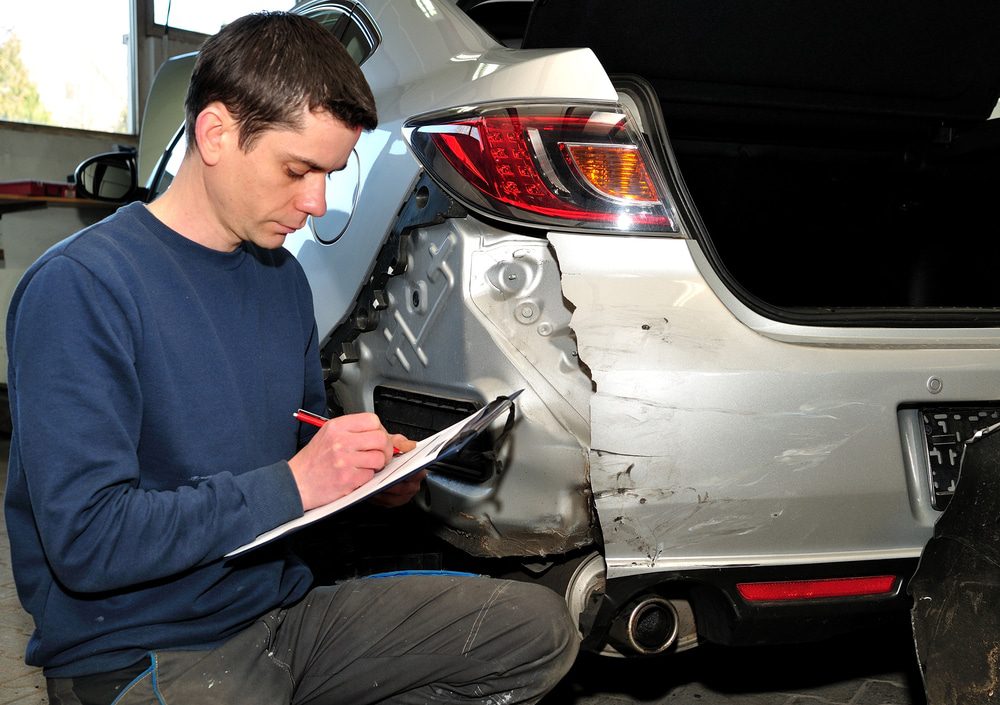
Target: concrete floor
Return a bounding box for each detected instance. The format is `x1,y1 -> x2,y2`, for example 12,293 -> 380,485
0,437 -> 927,705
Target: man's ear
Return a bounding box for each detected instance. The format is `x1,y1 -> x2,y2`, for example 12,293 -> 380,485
193,102 -> 237,166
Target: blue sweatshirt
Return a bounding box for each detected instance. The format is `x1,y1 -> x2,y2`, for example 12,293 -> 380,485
4,202 -> 323,677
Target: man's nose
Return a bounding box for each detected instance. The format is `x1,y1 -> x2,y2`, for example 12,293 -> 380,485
297,175 -> 328,218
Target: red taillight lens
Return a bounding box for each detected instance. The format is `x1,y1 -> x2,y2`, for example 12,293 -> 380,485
406,106 -> 677,233
736,576 -> 898,602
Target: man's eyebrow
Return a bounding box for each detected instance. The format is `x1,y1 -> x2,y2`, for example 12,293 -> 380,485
288,154 -> 347,173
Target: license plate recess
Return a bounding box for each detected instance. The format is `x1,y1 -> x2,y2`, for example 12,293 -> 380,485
922,406 -> 1000,511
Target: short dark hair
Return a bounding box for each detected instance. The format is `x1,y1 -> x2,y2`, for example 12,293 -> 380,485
184,11 -> 378,152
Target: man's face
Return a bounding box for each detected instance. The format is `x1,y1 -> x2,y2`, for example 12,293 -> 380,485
208,106 -> 361,251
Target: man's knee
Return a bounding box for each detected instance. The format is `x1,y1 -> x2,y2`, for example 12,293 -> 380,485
497,580 -> 581,668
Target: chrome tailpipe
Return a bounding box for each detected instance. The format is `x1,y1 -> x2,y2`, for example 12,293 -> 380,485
607,596 -> 680,656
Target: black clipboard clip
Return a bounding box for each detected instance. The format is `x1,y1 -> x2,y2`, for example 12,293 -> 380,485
436,389 -> 523,462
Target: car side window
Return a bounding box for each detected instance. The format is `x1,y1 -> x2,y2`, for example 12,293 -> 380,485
300,1 -> 382,65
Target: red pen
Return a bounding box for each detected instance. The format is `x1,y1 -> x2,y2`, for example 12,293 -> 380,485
293,409 -> 402,455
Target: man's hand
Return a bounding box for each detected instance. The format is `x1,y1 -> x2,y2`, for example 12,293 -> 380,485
370,435 -> 422,508
288,413 -> 396,511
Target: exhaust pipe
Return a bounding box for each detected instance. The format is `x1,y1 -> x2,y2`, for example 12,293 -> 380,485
607,596 -> 679,656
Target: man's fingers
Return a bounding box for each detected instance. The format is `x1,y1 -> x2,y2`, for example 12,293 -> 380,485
380,471 -> 427,497
356,448 -> 391,471
370,474 -> 425,508
317,426 -> 393,457
390,433 -> 417,454
322,412 -> 384,433
406,469 -> 429,483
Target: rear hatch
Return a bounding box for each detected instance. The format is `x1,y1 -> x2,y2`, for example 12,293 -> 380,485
521,0 -> 1000,325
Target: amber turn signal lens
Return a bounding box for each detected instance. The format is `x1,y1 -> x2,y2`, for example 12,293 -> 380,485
563,144 -> 659,202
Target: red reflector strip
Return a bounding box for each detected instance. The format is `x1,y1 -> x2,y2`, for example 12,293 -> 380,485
736,575 -> 897,602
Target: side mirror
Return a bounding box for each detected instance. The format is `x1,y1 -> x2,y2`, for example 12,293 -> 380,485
74,151 -> 139,202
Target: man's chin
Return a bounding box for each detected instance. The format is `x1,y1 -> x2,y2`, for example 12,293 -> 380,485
253,231 -> 290,249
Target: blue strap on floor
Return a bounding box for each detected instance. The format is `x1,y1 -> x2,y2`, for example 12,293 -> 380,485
364,570 -> 480,579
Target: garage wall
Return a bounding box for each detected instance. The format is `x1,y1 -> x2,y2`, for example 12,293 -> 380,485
0,124 -> 136,265
0,21 -> 202,386
0,124 -> 133,267
0,19 -> 202,272
0,123 -> 140,384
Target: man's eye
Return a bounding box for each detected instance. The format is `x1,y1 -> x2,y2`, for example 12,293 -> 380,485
286,169 -> 305,179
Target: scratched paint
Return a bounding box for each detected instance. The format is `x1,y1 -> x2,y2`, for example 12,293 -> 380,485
548,232 -> 947,579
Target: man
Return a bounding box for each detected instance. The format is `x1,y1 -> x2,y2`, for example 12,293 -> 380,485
4,12 -> 579,705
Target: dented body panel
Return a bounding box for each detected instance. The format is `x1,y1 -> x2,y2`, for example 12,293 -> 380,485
549,233 -> 1000,578
335,216 -> 594,557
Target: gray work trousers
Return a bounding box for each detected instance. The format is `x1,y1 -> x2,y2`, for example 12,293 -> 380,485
47,574 -> 580,705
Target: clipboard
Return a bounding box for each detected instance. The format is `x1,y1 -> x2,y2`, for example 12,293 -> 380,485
226,390 -> 522,558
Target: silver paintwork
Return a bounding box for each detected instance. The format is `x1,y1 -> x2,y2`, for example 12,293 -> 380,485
284,0 -> 615,337
546,233 -> 1000,578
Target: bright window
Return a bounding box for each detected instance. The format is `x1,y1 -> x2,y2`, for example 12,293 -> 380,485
152,0 -> 292,35
0,0 -> 133,133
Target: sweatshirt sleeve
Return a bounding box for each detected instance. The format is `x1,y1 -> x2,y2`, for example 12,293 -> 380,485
7,255 -> 303,594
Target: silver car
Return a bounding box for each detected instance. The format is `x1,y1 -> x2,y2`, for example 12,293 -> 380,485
83,0 -> 1000,658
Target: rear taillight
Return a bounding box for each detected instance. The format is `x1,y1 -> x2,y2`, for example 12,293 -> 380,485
736,575 -> 898,602
405,105 -> 677,233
